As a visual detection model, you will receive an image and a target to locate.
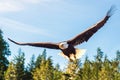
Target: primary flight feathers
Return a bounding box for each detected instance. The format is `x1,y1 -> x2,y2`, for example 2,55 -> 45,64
8,6 -> 115,61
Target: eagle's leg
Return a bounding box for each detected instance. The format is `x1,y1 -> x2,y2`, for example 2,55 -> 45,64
69,55 -> 77,62
69,53 -> 76,61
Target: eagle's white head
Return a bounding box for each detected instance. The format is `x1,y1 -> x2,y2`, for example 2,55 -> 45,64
59,42 -> 68,49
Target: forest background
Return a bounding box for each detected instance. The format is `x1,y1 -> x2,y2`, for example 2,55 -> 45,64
0,29 -> 120,80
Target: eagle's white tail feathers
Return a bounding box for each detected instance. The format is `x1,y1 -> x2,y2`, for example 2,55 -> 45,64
59,48 -> 86,61
75,48 -> 86,59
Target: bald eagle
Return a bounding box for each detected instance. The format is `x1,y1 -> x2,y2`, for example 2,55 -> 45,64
8,6 -> 115,61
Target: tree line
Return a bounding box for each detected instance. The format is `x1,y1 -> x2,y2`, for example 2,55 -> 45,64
0,29 -> 120,80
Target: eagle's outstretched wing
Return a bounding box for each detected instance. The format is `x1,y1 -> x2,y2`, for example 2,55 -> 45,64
67,6 -> 115,46
8,38 -> 59,49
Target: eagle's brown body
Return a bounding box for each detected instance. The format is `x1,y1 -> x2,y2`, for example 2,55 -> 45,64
8,6 -> 115,61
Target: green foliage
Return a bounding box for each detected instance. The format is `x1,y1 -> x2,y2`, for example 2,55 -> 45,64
33,49 -> 54,80
64,60 -> 80,80
0,29 -> 10,80
53,64 -> 62,80
81,56 -> 92,80
4,49 -> 26,80
95,48 -> 103,62
13,49 -> 25,80
4,62 -> 17,80
35,49 -> 46,68
62,48 -> 120,80
25,54 -> 35,80
116,50 -> 120,61
27,54 -> 35,72
3,47 -> 120,80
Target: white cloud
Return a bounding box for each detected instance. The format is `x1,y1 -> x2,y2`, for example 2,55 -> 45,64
0,0 -> 61,12
0,17 -> 52,37
0,1 -> 24,12
0,0 -> 41,12
21,0 -> 40,4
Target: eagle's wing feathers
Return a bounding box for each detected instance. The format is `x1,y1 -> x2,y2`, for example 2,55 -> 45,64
8,38 -> 59,49
67,6 -> 115,46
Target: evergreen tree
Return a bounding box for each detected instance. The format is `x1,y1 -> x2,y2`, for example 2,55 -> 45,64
99,55 -> 112,80
95,48 -> 103,62
82,56 -> 92,80
27,54 -> 35,72
25,54 -> 35,80
0,29 -> 10,80
33,49 -> 54,80
13,49 -> 25,80
53,64 -> 62,80
4,62 -> 17,80
64,60 -> 80,80
111,51 -> 120,80
35,49 -> 46,68
116,50 -> 120,79
116,50 -> 120,61
93,48 -> 103,80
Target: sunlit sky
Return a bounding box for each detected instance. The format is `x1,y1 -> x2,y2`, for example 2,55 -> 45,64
0,0 -> 120,68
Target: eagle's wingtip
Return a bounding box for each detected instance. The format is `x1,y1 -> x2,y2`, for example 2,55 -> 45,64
8,38 -> 13,42
107,5 -> 116,17
8,38 -> 19,45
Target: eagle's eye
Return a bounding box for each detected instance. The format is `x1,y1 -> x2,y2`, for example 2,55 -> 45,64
59,42 -> 68,49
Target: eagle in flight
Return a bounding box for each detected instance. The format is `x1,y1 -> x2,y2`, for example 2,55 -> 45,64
8,6 -> 115,61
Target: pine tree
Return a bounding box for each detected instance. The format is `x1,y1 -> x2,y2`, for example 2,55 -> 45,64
0,29 -> 11,80
25,54 -> 35,80
4,62 -> 17,80
82,56 -> 92,80
35,49 -> 46,68
93,48 -> 103,80
64,60 -> 80,80
27,54 -> 35,72
116,51 -> 120,79
116,50 -> 120,61
53,64 -> 62,80
99,55 -> 111,80
13,49 -> 25,80
111,50 -> 120,80
95,48 -> 103,62
33,49 -> 54,80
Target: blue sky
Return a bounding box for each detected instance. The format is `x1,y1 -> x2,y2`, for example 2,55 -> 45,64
0,0 -> 120,68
